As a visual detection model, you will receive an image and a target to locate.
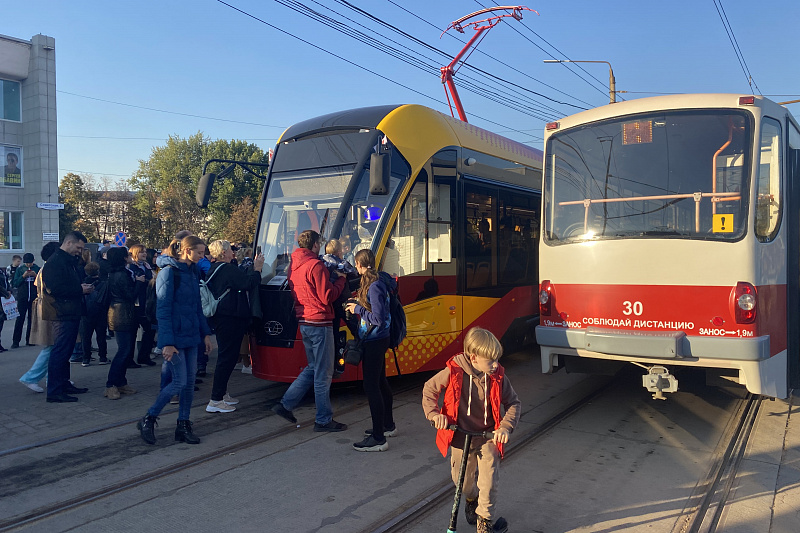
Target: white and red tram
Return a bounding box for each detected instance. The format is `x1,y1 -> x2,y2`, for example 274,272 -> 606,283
536,94 -> 800,398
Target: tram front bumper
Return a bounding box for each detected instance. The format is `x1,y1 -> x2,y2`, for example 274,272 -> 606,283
536,326 -> 770,366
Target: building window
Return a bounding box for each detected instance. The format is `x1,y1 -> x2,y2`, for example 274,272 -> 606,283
0,79 -> 21,122
1,145 -> 22,187
0,211 -> 23,250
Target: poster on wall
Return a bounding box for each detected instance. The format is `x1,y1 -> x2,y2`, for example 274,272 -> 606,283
2,145 -> 22,187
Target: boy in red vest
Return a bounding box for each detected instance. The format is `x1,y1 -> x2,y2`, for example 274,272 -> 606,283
422,327 -> 521,533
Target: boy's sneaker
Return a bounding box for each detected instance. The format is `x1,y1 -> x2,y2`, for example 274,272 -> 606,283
313,420 -> 347,432
365,424 -> 398,438
81,359 -> 91,367
271,403 -> 297,424
464,498 -> 478,525
206,399 -> 236,413
477,516 -> 508,533
352,435 -> 388,452
98,358 -> 109,365
222,393 -> 239,405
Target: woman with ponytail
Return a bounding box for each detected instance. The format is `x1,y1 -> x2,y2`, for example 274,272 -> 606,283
137,235 -> 213,445
345,249 -> 397,452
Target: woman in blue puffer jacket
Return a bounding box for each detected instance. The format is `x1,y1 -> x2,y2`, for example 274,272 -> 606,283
137,235 -> 212,445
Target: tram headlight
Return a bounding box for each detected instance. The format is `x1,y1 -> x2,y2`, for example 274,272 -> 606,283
733,282 -> 757,324
539,280 -> 553,316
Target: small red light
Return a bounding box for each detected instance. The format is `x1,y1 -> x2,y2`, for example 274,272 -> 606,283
733,282 -> 757,324
546,122 -> 560,131
712,316 -> 724,327
539,280 -> 553,316
739,96 -> 755,106
560,311 -> 568,320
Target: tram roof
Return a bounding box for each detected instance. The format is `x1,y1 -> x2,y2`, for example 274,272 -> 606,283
279,104 -> 543,169
550,94 -> 791,133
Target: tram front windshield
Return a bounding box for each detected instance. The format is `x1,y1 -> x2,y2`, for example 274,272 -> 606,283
256,130 -> 408,279
544,111 -> 751,244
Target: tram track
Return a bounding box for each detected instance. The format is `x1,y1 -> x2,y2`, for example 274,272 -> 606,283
0,377 -> 429,533
362,376 -> 617,533
675,393 -> 762,533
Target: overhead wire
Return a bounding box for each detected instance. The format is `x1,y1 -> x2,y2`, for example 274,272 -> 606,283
712,0 -> 761,95
215,0 -> 544,143
475,0 -> 621,102
281,0 -> 565,121
384,0 -> 593,109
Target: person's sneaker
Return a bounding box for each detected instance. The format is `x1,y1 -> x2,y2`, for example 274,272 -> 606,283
464,498 -> 478,525
365,424 -> 398,438
352,435 -> 388,452
152,347 -> 162,355
70,358 -> 82,363
196,368 -> 207,377
98,358 -> 110,365
81,359 -> 91,367
26,343 -> 36,347
104,386 -> 121,400
169,395 -> 179,404
117,384 -> 137,394
206,399 -> 236,413
20,380 -> 44,393
10,342 -> 19,349
241,366 -> 252,374
271,403 -> 297,424
477,516 -> 508,533
222,393 -> 239,405
314,420 -> 347,432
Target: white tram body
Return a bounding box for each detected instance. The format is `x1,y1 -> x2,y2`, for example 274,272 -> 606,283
536,94 -> 800,398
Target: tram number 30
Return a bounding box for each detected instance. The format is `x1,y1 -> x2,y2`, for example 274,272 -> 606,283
622,301 -> 644,316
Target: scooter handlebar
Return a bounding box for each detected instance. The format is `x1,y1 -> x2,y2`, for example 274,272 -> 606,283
434,422 -> 494,439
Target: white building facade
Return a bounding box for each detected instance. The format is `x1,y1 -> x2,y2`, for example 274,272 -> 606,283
0,33 -> 59,263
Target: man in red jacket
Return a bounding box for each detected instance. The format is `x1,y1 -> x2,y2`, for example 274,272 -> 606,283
272,230 -> 349,431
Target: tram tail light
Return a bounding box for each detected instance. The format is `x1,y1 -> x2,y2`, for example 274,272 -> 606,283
539,280 -> 554,316
733,282 -> 757,324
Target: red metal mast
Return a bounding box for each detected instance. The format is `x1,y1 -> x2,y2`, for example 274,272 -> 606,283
440,6 -> 537,123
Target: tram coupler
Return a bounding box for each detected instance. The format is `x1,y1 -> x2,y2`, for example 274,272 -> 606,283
642,365 -> 678,400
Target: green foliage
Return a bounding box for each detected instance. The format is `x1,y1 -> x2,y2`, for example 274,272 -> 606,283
127,132 -> 266,248
58,173 -> 101,241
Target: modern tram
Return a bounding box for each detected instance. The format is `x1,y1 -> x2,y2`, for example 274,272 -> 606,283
536,94 -> 800,399
242,104 -> 542,382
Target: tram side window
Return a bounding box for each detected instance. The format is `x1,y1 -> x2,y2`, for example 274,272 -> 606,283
383,175 -> 427,277
755,118 -> 782,242
465,184 -> 495,289
498,190 -> 539,285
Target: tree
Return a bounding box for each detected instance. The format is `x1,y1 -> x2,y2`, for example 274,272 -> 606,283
127,132 -> 267,247
58,173 -> 100,241
223,196 -> 259,245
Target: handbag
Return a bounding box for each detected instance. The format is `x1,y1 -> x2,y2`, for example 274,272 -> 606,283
1,295 -> 18,320
343,325 -> 375,366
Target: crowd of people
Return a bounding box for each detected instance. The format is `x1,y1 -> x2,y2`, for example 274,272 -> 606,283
1,227 -> 520,532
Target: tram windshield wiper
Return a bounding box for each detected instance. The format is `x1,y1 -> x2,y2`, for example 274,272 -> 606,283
612,230 -> 690,237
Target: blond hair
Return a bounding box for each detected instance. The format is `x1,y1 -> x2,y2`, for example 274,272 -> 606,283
463,327 -> 502,361
208,240 -> 231,261
325,239 -> 341,255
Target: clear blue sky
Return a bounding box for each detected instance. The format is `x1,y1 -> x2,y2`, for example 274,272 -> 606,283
5,0 -> 799,183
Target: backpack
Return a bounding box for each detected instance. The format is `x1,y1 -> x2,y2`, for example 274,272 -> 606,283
92,278 -> 111,309
199,264 -> 230,318
387,287 -> 406,350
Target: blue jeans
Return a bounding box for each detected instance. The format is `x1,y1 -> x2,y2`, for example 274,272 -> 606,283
47,320 -> 80,397
147,346 -> 197,420
106,329 -> 134,388
20,345 -> 53,384
280,325 -> 334,425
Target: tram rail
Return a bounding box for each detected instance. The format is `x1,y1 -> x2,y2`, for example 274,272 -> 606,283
0,378 -> 427,532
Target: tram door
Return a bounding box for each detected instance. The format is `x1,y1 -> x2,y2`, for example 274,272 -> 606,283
787,140 -> 800,389
380,150 -> 459,375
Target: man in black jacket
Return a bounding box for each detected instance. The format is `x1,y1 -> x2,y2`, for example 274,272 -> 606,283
43,231 -> 95,403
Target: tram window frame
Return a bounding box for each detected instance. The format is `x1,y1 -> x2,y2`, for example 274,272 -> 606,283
755,117 -> 783,242
463,182 -> 498,291
497,189 -> 540,286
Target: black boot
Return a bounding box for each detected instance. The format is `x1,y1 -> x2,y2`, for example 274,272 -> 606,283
137,414 -> 158,445
175,419 -> 200,444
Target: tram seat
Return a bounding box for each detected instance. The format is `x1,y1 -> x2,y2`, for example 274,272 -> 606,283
466,262 -> 475,283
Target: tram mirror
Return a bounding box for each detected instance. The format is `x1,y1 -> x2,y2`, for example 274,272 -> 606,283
369,153 -> 389,195
196,173 -> 216,208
